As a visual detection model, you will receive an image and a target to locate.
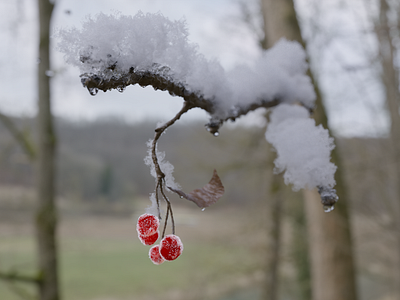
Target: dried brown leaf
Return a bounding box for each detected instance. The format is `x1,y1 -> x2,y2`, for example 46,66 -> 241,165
169,169 -> 225,209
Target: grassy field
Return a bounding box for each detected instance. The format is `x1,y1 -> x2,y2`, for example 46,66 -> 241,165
1,193 -> 398,300
0,200 -> 268,300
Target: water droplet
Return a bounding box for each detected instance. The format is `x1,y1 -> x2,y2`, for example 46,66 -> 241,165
117,86 -> 126,93
180,196 -> 183,199
323,205 -> 335,213
201,208 -> 206,211
45,70 -> 54,77
206,127 -> 211,132
88,87 -> 98,96
213,132 -> 219,137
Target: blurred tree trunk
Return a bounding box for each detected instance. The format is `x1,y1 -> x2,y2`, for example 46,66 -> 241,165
260,1 -> 358,300
36,1 -> 59,300
376,0 -> 400,297
290,196 -> 311,300
261,161 -> 283,300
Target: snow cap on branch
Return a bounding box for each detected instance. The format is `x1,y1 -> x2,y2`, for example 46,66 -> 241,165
56,12 -> 316,120
57,12 -> 197,79
265,104 -> 337,191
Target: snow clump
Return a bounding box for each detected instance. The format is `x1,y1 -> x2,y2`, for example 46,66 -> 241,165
56,12 -> 315,117
265,104 -> 337,190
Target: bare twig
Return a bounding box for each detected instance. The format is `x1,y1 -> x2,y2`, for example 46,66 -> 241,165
160,181 -> 175,235
0,111 -> 36,161
0,271 -> 40,285
1,281 -> 38,300
151,101 -> 194,179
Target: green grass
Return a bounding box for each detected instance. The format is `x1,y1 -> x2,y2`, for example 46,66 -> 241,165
62,239 -> 189,299
0,235 -> 259,300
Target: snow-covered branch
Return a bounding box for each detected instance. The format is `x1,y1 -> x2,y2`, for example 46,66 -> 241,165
79,67 -> 281,134
57,12 -> 315,129
57,12 -> 338,210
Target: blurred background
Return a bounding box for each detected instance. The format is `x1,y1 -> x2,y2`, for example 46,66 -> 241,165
0,0 -> 399,300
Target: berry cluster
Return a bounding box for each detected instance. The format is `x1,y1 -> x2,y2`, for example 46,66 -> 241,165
136,213 -> 183,265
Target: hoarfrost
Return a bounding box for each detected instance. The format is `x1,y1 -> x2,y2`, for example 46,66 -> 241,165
146,193 -> 159,216
265,104 -> 337,191
144,139 -> 180,191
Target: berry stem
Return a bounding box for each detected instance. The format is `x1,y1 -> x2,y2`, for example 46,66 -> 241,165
155,180 -> 162,220
160,181 -> 175,237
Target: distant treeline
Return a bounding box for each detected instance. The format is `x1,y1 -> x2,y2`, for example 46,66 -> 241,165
0,116 -> 394,212
0,117 -> 272,206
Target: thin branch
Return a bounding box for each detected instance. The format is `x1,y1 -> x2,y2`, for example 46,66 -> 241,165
155,180 -> 162,220
0,271 -> 40,285
0,112 -> 36,161
160,181 -> 175,236
151,101 -> 194,180
150,102 -> 193,237
81,68 -> 284,134
161,201 -> 170,239
1,281 -> 38,300
81,68 -> 213,113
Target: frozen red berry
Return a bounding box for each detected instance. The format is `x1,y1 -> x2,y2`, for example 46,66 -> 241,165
159,234 -> 183,261
137,213 -> 159,236
139,230 -> 159,246
149,245 -> 164,265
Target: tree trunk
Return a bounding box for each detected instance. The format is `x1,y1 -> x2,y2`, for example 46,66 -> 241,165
376,0 -> 400,297
290,196 -> 311,300
306,72 -> 357,300
260,1 -> 358,300
36,1 -> 59,300
261,170 -> 283,300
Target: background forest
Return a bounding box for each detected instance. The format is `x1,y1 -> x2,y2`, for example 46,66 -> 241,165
0,117 -> 396,300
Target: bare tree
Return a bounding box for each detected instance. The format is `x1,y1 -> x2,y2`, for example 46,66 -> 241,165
260,1 -> 358,300
376,0 -> 400,297
261,156 -> 284,300
36,0 -> 59,299
0,1 -> 59,300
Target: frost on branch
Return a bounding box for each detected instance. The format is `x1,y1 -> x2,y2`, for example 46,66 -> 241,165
144,139 -> 180,191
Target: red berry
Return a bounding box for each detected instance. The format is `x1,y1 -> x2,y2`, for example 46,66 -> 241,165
139,230 -> 159,246
159,234 -> 183,261
137,213 -> 159,236
149,245 -> 164,265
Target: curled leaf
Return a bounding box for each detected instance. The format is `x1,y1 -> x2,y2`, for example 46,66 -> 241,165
169,169 -> 225,209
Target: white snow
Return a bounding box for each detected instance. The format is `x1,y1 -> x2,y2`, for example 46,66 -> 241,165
265,104 -> 337,190
56,12 -> 315,118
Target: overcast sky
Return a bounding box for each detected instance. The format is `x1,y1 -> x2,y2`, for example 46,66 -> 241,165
0,0 -> 266,127
0,0 -> 391,136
